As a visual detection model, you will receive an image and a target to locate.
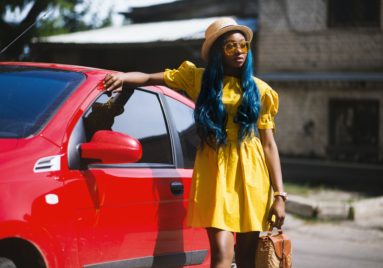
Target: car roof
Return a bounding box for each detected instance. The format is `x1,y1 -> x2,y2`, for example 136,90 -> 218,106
0,62 -> 195,108
0,61 -> 110,75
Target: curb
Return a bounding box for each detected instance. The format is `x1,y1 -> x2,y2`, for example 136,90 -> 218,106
286,195 -> 383,221
351,196 -> 383,220
285,195 -> 317,218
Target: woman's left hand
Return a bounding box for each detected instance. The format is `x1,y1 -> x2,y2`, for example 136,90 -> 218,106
267,197 -> 286,229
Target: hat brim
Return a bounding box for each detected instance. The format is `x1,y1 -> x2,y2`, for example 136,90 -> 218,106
201,25 -> 253,61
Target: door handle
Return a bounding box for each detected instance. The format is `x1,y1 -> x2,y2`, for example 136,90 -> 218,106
170,181 -> 184,196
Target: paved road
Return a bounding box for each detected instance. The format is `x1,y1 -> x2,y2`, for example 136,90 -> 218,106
284,214 -> 383,268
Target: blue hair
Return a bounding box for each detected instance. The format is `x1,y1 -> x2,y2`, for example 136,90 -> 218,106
194,33 -> 260,148
235,49 -> 261,141
194,40 -> 227,147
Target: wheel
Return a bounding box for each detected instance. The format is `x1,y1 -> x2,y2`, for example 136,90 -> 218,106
0,258 -> 16,268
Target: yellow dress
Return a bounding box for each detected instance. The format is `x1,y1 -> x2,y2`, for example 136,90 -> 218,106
164,61 -> 279,232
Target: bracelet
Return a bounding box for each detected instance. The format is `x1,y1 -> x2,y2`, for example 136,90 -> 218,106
274,191 -> 288,201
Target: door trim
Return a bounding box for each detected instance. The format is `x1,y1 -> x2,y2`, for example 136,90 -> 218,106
84,249 -> 208,268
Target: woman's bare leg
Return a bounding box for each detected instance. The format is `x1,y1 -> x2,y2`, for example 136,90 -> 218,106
206,228 -> 235,268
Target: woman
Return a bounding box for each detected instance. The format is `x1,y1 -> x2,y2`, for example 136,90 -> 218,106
104,18 -> 286,268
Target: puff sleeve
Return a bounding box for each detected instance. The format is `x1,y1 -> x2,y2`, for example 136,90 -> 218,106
163,61 -> 203,102
257,86 -> 279,131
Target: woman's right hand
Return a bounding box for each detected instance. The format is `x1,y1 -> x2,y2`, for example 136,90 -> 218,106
104,73 -> 124,92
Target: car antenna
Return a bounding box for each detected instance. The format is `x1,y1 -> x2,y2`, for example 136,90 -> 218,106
0,10 -> 52,55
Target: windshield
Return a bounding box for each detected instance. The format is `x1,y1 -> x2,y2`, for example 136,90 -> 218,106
0,66 -> 85,138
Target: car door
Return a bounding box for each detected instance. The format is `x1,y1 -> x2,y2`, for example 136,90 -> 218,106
71,88 -> 207,267
162,94 -> 211,267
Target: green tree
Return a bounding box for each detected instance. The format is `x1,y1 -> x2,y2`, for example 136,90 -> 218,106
0,0 -> 111,60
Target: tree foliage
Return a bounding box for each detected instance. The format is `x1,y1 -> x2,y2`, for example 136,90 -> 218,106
0,0 -> 111,60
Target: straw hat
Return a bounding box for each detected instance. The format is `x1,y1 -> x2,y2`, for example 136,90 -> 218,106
201,17 -> 253,61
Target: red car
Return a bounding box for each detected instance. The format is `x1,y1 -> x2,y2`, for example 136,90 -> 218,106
0,62 -> 209,268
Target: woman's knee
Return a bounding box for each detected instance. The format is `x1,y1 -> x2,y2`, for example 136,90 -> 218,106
207,228 -> 235,265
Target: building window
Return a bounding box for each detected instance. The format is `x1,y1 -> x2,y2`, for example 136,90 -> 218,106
328,98 -> 380,163
328,0 -> 381,28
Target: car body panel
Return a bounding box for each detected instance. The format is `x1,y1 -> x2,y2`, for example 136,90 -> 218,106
66,168 -> 194,265
0,62 -> 209,268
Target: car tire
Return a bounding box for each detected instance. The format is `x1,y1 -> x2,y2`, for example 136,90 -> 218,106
0,258 -> 16,268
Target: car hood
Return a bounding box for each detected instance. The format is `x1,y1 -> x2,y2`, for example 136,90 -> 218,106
0,139 -> 19,153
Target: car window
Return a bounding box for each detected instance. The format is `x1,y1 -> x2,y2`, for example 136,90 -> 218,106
165,96 -> 198,169
0,66 -> 85,138
84,89 -> 173,165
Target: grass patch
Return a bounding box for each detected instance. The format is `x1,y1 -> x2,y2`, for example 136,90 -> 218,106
284,182 -> 324,196
284,181 -> 367,202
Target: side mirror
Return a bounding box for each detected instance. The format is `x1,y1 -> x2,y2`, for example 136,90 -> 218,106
80,130 -> 142,164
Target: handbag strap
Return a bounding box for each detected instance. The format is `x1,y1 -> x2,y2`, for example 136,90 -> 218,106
268,232 -> 292,259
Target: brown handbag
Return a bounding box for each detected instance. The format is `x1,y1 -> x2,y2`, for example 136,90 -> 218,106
255,229 -> 292,268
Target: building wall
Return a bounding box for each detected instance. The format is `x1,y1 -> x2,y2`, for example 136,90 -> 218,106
257,0 -> 383,163
31,41 -> 204,73
270,79 -> 383,162
257,0 -> 383,72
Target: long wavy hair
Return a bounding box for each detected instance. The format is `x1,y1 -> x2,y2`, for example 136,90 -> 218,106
194,31 -> 261,148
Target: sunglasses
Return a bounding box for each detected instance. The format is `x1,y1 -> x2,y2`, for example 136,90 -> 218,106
223,40 -> 250,56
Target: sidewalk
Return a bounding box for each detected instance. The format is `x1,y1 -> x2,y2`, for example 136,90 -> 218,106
281,157 -> 383,229
284,195 -> 383,267
286,190 -> 383,230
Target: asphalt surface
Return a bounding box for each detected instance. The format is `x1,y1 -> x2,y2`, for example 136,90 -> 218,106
284,214 -> 383,268
275,158 -> 383,267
